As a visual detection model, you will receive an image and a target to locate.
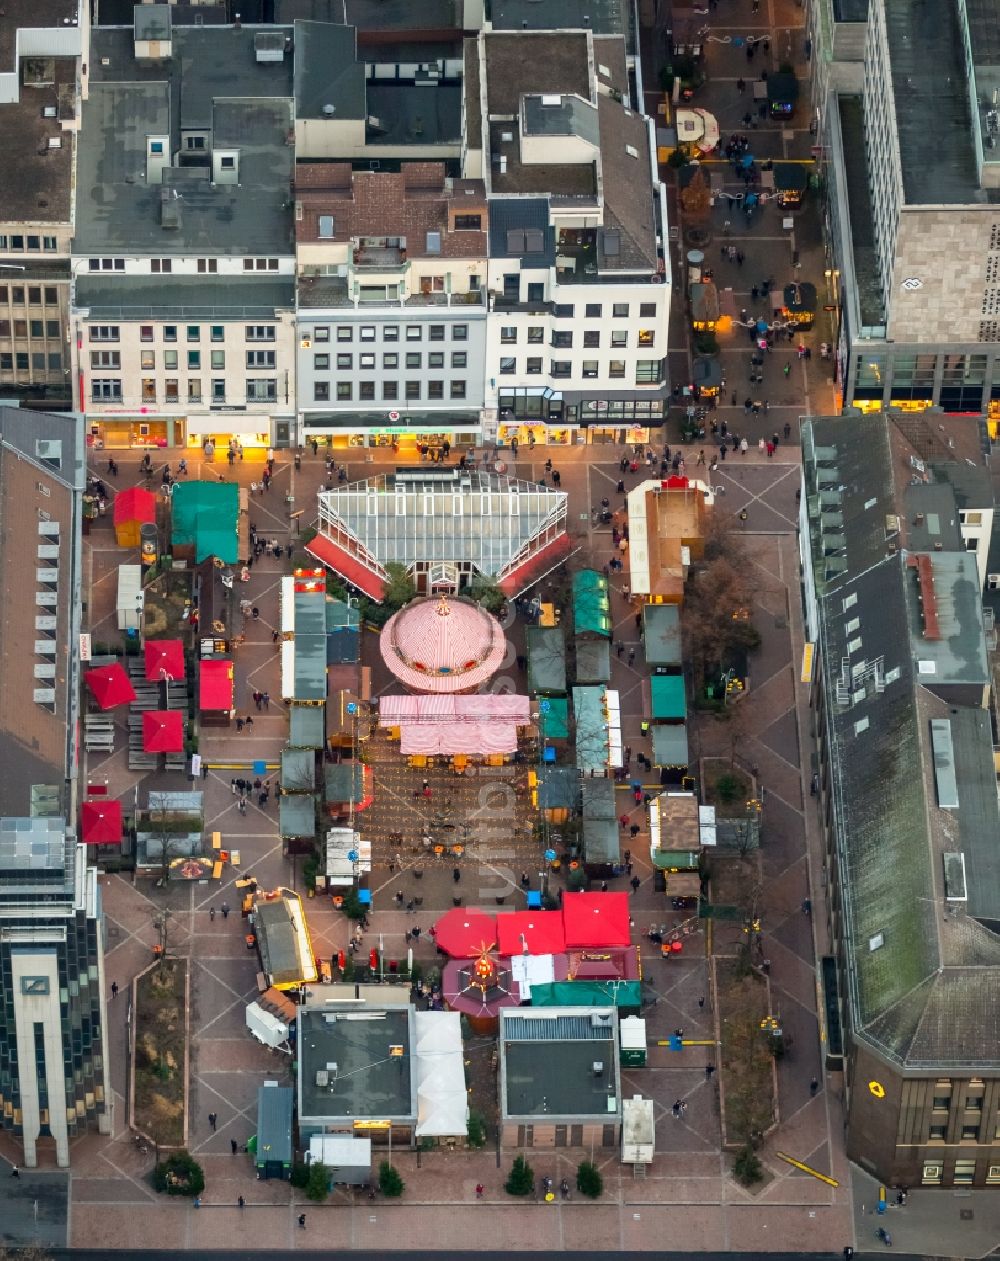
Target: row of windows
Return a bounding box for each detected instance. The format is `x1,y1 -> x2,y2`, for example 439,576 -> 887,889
0,286 -> 61,306
501,326 -> 655,348
312,323 -> 469,344
88,257 -> 281,273
90,324 -> 275,343
315,380 -> 467,402
0,235 -> 58,252
500,357 -> 662,383
923,1160 -> 1000,1186
92,379 -> 277,403
498,286 -> 658,322
92,350 -> 275,370
0,320 -> 61,339
0,352 -> 62,371
316,351 -> 468,372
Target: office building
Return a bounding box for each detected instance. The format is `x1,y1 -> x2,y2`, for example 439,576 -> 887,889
72,11 -> 297,451
295,164 -> 488,452
0,0 -> 85,408
819,0 -> 1000,421
800,410 -> 1000,1188
473,29 -> 671,446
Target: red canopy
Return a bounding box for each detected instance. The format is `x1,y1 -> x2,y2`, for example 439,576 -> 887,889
142,710 -> 184,753
305,532 -> 386,601
81,799 -> 123,845
112,485 -> 156,526
496,910 -> 566,957
85,663 -> 137,710
561,891 -> 632,948
144,639 -> 185,682
433,908 -> 497,959
199,659 -> 234,711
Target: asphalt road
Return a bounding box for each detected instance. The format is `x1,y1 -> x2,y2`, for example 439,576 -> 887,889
51,1254 -> 908,1260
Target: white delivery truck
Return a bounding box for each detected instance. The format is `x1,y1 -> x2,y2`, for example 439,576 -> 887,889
246,1002 -> 291,1052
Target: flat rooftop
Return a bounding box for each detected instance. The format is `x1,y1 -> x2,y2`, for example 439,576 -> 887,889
0,57 -> 75,224
76,26 -> 294,256
837,96 -> 884,328
502,1010 -> 620,1119
0,0 -> 77,72
887,0 -> 984,205
299,1007 -> 414,1120
366,80 -> 462,146
74,275 -> 294,318
490,0 -> 630,42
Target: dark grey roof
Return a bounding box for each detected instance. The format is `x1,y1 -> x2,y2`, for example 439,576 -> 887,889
803,413 -> 1000,1071
289,705 -> 326,749
523,94 -> 599,145
951,706 -> 1000,929
293,21 -> 365,120
76,27 -> 294,256
490,0 -> 628,38
536,765 -> 579,811
134,4 -> 171,40
837,96 -> 884,328
255,895 -> 310,985
643,604 -> 681,666
346,0 -> 459,28
366,81 -> 462,146
488,198 -> 555,263
73,276 -> 294,318
583,817 -> 619,864
501,1009 -> 620,1121
902,551 -> 989,685
574,637 -> 611,683
526,626 -> 567,694
256,1085 -> 294,1167
279,791 -> 316,837
886,0 -> 983,205
327,628 -> 359,665
97,0 -> 227,24
299,1007 -> 414,1122
581,777 -> 616,819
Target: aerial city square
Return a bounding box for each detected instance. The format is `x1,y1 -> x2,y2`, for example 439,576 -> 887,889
0,0 -> 999,1257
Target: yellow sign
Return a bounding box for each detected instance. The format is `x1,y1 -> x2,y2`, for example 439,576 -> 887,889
353,1119 -> 391,1131
868,1080 -> 885,1099
801,642 -> 815,684
775,1151 -> 839,1187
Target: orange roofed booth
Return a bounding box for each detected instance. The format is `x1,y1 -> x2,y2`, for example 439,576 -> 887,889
113,486 -> 157,547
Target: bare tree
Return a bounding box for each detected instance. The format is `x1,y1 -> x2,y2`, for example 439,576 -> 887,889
680,166 -> 712,225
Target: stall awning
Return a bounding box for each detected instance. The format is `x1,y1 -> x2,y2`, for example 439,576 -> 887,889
290,705 -> 327,749
305,533 -> 386,602
199,659 -> 234,712
538,696 -> 569,740
380,694 -> 530,756
145,639 -> 185,682
112,485 -> 156,526
433,908 -> 497,959
81,798 -> 123,845
414,1010 -> 470,1138
85,663 -> 137,710
142,710 -> 185,753
561,891 -> 632,948
496,911 -> 566,957
650,674 -> 687,720
530,980 -> 641,1009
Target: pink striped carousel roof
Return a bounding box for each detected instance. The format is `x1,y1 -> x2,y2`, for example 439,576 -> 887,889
380,596 -> 507,694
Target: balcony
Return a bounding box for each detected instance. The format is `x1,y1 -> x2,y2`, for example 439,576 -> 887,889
352,238 -> 407,270
407,290 -> 485,308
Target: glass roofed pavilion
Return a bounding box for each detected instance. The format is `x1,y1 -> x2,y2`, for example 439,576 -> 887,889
307,466 -> 573,600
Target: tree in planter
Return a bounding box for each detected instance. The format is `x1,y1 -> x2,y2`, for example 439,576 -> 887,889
152,1150 -> 205,1197
682,551 -> 759,692
290,1161 -> 310,1189
467,578 -> 506,616
680,166 -> 712,226
505,1155 -> 534,1196
466,1110 -> 487,1149
378,1160 -> 404,1197
340,888 -> 366,921
576,1160 -> 603,1199
734,1144 -> 763,1186
304,1161 -> 330,1202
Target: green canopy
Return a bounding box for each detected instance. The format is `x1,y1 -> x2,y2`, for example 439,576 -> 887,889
572,570 -> 611,637
650,674 -> 686,720
538,696 -> 569,740
171,482 -> 239,563
526,626 -> 567,695
325,762 -> 367,803
530,980 -> 641,1011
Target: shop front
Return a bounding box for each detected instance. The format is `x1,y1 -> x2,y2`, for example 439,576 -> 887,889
497,388 -> 576,446
302,411 -> 482,451
185,410 -> 285,455
88,415 -> 175,450
574,392 -> 668,445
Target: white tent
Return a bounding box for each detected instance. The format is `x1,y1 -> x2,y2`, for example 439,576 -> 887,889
414,1010 -> 469,1139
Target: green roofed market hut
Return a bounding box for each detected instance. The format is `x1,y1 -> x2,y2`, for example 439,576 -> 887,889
650,673 -> 687,721
571,569 -> 611,637
171,482 -> 239,564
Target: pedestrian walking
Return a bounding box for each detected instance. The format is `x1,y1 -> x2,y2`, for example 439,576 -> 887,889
238,1195 -> 245,1208
630,876 -> 640,893
236,717 -> 244,732
476,1183 -> 485,1200
208,1112 -> 218,1130
453,866 -> 461,883
11,1165 -> 19,1177
810,1078 -> 819,1096
628,647 -> 635,665
298,1214 -> 307,1229
251,606 -> 260,619
629,824 -> 640,838
111,981 -> 119,998
705,1064 -> 715,1078
616,642 -> 624,658
253,690 -> 262,710
221,902 -> 230,919
245,715 -> 254,731
262,691 -> 270,708
209,907 -> 216,922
